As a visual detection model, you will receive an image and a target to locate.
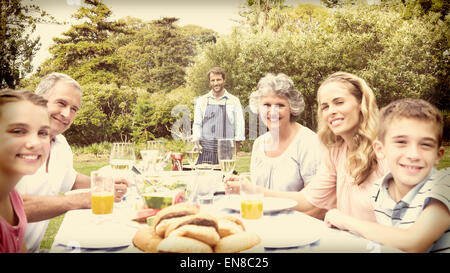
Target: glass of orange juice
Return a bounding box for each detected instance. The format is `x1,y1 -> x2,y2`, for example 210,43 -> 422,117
240,173 -> 264,220
91,170 -> 114,215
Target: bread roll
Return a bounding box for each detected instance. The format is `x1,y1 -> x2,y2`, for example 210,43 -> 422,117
157,236 -> 213,253
155,215 -> 193,238
132,226 -> 163,253
153,203 -> 199,230
168,225 -> 220,246
217,216 -> 245,238
164,213 -> 219,237
214,231 -> 261,253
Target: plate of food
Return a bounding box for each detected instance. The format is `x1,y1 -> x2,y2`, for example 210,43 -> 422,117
217,196 -> 297,213
132,203 -> 262,253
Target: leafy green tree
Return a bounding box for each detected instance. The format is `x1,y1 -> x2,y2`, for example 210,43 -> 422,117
187,5 -> 448,133
380,0 -> 449,20
64,83 -> 139,145
131,87 -> 195,143
0,0 -> 55,88
320,0 -> 370,8
34,0 -> 130,87
239,0 -> 290,32
116,17 -> 197,93
179,24 -> 217,57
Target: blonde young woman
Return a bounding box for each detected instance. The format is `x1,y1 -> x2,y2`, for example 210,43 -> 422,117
228,72 -> 386,221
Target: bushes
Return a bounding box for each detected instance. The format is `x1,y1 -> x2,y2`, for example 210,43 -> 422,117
65,83 -> 195,146
131,87 -> 195,144
64,5 -> 448,147
186,6 -> 448,135
64,83 -> 138,145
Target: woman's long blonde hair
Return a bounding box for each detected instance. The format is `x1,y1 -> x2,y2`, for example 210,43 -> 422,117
317,72 -> 379,185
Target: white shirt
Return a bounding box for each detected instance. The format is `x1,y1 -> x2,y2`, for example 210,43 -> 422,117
16,134 -> 77,252
250,125 -> 323,192
192,90 -> 245,142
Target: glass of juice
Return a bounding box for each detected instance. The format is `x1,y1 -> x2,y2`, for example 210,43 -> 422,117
240,173 -> 264,220
91,170 -> 114,215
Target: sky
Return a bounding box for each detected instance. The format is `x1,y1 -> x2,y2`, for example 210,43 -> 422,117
30,0 -> 322,71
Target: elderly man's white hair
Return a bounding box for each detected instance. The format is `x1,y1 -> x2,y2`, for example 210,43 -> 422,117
35,72 -> 82,104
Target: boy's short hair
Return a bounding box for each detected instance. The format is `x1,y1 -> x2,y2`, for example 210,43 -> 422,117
207,67 -> 226,81
378,98 -> 443,147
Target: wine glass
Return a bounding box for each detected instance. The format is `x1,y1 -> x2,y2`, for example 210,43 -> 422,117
110,142 -> 135,173
110,142 -> 136,206
218,138 -> 236,198
185,141 -> 202,171
218,139 -> 236,177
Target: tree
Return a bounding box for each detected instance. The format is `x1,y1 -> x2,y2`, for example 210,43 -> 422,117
64,83 -> 139,145
131,87 -> 195,143
116,17 -> 192,93
34,0 -> 130,87
179,24 -> 217,56
320,0 -> 369,8
187,5 -> 448,134
239,0 -> 289,32
380,0 -> 449,20
115,17 -> 216,93
0,0 -> 55,88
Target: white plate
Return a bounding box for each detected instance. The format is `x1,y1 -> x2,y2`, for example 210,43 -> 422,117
258,214 -> 324,249
217,196 -> 297,213
64,189 -> 91,195
53,209 -> 135,249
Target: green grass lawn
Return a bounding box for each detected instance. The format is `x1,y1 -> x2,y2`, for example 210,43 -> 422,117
40,147 -> 450,251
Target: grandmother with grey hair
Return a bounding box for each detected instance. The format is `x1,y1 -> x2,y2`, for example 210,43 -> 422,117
226,73 -> 323,193
16,72 -> 128,252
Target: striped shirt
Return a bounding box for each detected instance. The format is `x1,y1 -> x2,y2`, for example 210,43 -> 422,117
372,168 -> 450,253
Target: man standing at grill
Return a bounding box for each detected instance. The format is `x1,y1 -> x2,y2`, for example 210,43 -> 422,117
193,67 -> 245,164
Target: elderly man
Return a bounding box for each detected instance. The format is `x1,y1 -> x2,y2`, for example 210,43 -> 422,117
192,67 -> 245,164
16,72 -> 128,252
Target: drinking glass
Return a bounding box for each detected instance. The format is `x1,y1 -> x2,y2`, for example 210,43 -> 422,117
185,141 -> 202,170
140,140 -> 166,175
91,170 -> 114,215
240,173 -> 264,220
110,142 -> 135,206
195,162 -> 216,211
218,139 -> 236,179
110,142 -> 135,174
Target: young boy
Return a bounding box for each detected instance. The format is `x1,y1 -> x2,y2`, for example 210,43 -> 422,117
324,98 -> 449,253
